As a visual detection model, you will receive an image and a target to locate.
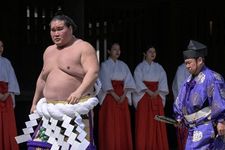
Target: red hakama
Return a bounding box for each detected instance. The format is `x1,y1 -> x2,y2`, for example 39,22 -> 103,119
98,80 -> 133,150
0,81 -> 19,150
135,81 -> 169,150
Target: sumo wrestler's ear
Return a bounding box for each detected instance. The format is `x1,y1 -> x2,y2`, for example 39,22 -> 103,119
69,26 -> 73,34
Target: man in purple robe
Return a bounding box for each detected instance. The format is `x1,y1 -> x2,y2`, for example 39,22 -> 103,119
173,40 -> 225,150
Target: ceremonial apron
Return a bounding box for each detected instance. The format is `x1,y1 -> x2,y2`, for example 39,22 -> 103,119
27,99 -> 96,150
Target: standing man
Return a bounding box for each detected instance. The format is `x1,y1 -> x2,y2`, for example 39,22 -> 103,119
29,14 -> 99,149
0,39 -> 20,150
173,40 -> 225,149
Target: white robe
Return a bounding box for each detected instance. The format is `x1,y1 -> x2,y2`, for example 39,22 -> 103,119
97,58 -> 136,105
0,56 -> 20,107
132,60 -> 169,108
172,63 -> 190,100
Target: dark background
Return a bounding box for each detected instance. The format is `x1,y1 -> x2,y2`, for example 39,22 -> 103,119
1,0 -> 225,149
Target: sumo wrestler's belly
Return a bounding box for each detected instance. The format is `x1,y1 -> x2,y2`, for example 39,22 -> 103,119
43,69 -> 82,100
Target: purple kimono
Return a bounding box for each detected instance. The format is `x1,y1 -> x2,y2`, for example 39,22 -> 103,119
173,66 -> 225,150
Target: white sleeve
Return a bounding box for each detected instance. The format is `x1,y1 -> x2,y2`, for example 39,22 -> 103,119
7,61 -> 20,95
134,64 -> 147,93
99,63 -> 113,92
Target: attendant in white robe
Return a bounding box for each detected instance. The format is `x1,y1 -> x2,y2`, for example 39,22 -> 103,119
172,63 -> 190,99
172,63 -> 190,150
133,46 -> 169,150
98,42 -> 136,150
0,39 -> 20,150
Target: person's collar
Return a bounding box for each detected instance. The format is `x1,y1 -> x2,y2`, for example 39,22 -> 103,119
144,60 -> 154,65
109,57 -> 117,63
193,63 -> 205,76
188,65 -> 206,83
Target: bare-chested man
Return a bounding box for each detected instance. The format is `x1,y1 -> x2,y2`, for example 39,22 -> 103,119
28,14 -> 99,149
31,15 -> 99,112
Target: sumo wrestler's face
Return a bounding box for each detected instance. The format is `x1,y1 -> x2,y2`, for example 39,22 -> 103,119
50,20 -> 73,47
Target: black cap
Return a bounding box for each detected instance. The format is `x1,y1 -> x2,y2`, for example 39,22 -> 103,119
183,40 -> 207,60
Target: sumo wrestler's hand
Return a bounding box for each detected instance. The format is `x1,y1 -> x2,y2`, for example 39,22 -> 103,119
67,91 -> 82,104
30,104 -> 36,113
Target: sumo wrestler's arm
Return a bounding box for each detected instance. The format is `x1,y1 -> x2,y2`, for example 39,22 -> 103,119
67,42 -> 99,104
30,69 -> 46,113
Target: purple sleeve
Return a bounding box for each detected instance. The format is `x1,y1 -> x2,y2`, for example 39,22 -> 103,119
210,76 -> 225,122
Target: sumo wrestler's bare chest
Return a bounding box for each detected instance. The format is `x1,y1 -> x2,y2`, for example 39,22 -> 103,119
57,50 -> 84,78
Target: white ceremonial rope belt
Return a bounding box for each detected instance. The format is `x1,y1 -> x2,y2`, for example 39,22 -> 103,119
36,96 -> 99,121
184,106 -> 211,122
